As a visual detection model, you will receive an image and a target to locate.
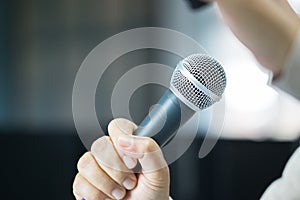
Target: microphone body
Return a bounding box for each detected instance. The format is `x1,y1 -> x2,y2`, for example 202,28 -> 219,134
134,89 -> 195,146
134,54 -> 227,147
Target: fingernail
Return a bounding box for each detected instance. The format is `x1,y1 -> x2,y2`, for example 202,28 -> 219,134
118,137 -> 133,148
115,119 -> 134,135
123,155 -> 136,169
81,198 -> 86,200
123,178 -> 136,190
112,188 -> 125,199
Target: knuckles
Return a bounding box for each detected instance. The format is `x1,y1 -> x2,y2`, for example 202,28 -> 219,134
89,192 -> 102,200
91,136 -> 110,155
72,173 -> 82,193
77,136 -> 111,173
73,174 -> 103,200
141,137 -> 160,153
159,165 -> 170,179
77,152 -> 94,171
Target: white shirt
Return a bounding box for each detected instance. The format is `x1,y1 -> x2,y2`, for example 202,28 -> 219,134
261,147 -> 300,199
261,30 -> 300,199
170,30 -> 300,200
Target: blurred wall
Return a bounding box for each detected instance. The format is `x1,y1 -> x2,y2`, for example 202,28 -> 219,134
2,0 -> 300,141
1,0 -> 159,130
1,1 -> 300,200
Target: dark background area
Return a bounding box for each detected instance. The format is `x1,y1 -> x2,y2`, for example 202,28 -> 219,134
1,0 -> 300,200
0,131 -> 298,200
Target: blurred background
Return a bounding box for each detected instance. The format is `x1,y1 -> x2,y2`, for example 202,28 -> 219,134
1,0 -> 300,199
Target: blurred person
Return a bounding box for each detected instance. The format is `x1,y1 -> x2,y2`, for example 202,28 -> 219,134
73,0 -> 300,199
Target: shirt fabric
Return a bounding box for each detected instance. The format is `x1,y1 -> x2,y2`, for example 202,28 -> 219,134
261,30 -> 300,199
171,30 -> 300,200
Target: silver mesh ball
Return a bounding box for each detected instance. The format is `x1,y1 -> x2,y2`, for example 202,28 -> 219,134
170,54 -> 226,110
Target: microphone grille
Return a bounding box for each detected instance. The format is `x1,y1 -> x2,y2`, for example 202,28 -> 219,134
170,54 -> 226,110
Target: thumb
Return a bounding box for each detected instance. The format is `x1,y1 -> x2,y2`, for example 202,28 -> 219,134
117,134 -> 169,187
108,118 -> 169,180
109,119 -> 170,198
117,135 -> 168,172
108,118 -> 138,169
108,118 -> 137,138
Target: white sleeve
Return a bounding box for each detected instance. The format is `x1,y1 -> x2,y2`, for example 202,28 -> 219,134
270,30 -> 300,100
169,196 -> 173,200
260,147 -> 300,200
263,29 -> 300,199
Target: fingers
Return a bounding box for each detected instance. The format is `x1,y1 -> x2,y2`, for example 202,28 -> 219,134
73,118 -> 170,200
109,118 -> 169,187
73,119 -> 140,200
76,144 -> 137,199
90,137 -> 137,190
73,173 -> 108,200
117,135 -> 170,189
108,118 -> 168,176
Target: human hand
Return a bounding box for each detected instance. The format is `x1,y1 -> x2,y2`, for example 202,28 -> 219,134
73,118 -> 170,200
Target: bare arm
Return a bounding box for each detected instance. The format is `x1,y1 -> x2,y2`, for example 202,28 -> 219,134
215,0 -> 300,77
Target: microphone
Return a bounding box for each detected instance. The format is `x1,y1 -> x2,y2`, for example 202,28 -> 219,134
134,54 -> 227,146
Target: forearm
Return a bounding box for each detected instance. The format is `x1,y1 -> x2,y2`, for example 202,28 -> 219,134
216,0 -> 300,76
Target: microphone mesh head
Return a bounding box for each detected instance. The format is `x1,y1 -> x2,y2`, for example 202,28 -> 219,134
170,54 -> 226,110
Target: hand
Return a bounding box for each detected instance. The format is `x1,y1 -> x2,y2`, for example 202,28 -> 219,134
73,118 -> 170,200
215,0 -> 300,77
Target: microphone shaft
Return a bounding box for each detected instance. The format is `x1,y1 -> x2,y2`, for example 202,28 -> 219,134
134,89 -> 195,146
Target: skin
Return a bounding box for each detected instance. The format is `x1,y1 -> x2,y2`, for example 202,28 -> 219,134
73,1 -> 300,199
216,0 -> 300,78
73,118 -> 170,200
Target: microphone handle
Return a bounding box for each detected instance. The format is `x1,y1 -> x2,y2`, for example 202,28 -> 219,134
134,89 -> 195,147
